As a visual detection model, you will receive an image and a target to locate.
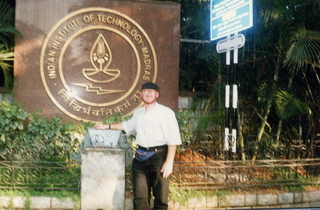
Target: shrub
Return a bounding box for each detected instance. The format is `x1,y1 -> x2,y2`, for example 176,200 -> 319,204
0,101 -> 93,161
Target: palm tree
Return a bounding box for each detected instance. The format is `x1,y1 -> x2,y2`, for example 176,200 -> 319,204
251,0 -> 320,161
174,0 -> 320,161
0,45 -> 14,88
0,0 -> 19,89
179,0 -> 212,92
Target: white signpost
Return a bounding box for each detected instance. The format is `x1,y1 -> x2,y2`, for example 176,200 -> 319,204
211,0 -> 253,153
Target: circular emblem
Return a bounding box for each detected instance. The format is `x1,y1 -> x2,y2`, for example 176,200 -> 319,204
40,8 -> 157,122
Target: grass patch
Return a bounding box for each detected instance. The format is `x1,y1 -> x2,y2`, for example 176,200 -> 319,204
169,188 -> 231,204
0,189 -> 80,200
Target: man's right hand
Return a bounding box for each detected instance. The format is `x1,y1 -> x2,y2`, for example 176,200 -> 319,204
94,123 -> 108,130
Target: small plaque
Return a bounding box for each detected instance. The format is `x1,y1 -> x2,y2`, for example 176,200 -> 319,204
85,128 -> 122,148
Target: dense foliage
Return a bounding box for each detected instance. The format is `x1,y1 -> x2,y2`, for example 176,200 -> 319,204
0,101 -> 93,161
175,0 -> 320,160
0,101 -> 195,161
0,0 -> 18,88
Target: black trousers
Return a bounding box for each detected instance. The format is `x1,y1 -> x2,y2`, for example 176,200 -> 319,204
132,147 -> 169,210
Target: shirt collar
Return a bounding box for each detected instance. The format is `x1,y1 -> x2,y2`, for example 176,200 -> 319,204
143,102 -> 158,112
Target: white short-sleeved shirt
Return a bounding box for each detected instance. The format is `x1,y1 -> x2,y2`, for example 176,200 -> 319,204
122,103 -> 182,148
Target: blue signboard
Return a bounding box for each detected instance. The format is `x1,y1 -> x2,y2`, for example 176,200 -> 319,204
210,0 -> 253,41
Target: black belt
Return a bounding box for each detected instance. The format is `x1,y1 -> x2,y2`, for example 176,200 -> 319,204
138,145 -> 167,152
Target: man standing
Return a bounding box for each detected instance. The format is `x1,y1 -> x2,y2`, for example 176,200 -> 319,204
94,82 -> 182,210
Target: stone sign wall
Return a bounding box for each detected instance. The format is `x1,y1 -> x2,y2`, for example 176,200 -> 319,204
14,0 -> 180,122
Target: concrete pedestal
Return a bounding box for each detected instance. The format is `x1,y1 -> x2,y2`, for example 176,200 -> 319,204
81,148 -> 125,210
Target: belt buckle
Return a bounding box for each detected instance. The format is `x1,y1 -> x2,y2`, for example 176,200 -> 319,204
147,147 -> 157,152
144,146 -> 158,152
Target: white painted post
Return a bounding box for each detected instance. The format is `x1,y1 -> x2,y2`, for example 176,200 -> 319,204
217,33 -> 245,152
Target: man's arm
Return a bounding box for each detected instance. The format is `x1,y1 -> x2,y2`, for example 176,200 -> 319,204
94,122 -> 124,131
160,145 -> 177,178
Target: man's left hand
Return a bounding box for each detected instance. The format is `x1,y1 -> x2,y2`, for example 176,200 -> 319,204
160,161 -> 173,178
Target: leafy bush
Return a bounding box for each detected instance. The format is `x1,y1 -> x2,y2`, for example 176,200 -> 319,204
102,112 -> 131,124
0,101 -> 28,159
0,101 -> 193,162
176,110 -> 194,147
0,101 -> 93,161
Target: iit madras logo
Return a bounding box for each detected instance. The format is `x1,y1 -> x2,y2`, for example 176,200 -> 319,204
40,8 -> 157,122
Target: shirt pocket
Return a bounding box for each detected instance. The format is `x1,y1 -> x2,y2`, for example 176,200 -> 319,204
148,123 -> 165,144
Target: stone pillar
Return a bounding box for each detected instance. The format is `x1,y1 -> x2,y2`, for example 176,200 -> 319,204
81,148 -> 125,210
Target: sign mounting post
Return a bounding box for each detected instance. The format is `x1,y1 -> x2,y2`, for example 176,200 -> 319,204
210,0 -> 253,153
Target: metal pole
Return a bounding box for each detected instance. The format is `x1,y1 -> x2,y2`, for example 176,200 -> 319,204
232,33 -> 239,153
217,33 -> 245,153
232,64 -> 237,153
224,35 -> 231,151
224,65 -> 230,151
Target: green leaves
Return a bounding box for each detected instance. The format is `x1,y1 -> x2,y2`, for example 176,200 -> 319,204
102,112 -> 128,124
0,1 -> 19,46
284,24 -> 320,74
275,89 -> 312,120
0,101 -> 90,161
0,0 -> 19,89
0,101 -> 27,132
176,110 -> 194,145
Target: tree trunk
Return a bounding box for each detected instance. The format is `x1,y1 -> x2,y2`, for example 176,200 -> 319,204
252,61 -> 281,163
275,75 -> 294,145
238,108 -> 245,160
275,120 -> 282,146
252,101 -> 272,163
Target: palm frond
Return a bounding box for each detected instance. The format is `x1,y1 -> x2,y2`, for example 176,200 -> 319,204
257,82 -> 275,104
0,44 -> 14,88
197,108 -> 225,132
284,24 -> 320,73
0,1 -> 20,45
275,89 -> 312,120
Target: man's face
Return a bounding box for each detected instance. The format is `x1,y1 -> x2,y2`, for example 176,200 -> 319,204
141,89 -> 159,104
